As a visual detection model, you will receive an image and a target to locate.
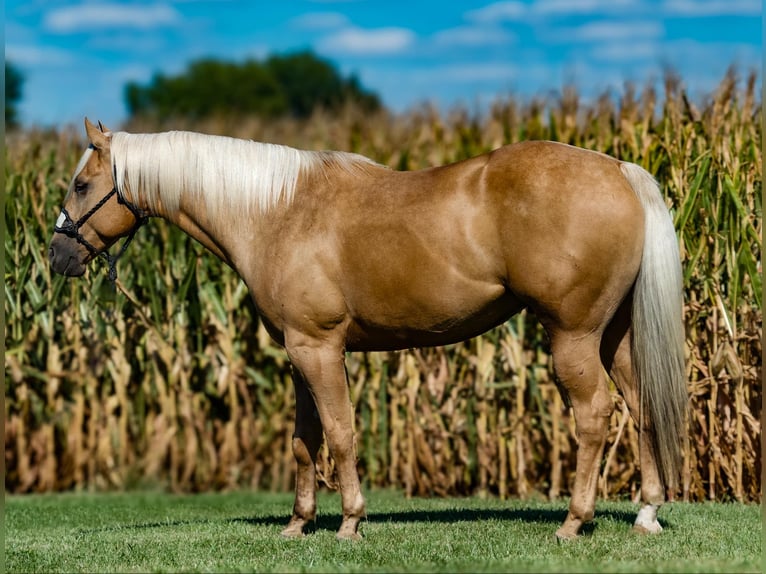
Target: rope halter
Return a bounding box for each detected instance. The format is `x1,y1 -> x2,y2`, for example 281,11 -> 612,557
53,187 -> 148,282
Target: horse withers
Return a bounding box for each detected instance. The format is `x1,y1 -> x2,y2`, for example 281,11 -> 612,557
50,118 -> 687,540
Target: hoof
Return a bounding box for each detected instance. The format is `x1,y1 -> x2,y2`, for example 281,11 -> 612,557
336,530 -> 362,542
336,519 -> 362,541
554,527 -> 579,542
633,504 -> 663,534
281,517 -> 311,538
632,522 -> 663,535
555,514 -> 583,541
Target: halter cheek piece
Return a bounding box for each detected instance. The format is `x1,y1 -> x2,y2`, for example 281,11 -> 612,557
53,187 -> 148,281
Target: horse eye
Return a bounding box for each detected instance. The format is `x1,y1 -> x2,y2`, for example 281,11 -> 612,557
74,181 -> 89,195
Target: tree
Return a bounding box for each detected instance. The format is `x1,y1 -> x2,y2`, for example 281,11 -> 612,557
125,51 -> 381,121
5,62 -> 24,128
265,52 -> 379,118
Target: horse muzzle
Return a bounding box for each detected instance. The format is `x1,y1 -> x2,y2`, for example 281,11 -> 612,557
49,236 -> 89,277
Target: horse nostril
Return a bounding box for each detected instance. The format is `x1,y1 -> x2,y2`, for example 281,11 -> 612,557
49,245 -> 55,261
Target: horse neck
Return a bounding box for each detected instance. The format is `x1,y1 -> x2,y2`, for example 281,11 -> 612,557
167,193 -> 239,266
113,130 -> 383,270
113,130 -> 308,266
160,151 -> 381,275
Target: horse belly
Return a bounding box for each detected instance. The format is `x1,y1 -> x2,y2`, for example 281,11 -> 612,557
336,188 -> 519,351
343,276 -> 523,352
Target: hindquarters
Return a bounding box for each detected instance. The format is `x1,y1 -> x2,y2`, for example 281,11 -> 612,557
484,142 -> 672,538
487,141 -> 646,335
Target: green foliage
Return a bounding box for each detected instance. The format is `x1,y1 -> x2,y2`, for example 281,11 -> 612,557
5,61 -> 24,127
124,51 -> 381,121
5,491 -> 762,573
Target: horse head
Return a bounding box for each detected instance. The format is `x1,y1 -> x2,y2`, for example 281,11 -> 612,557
49,118 -> 146,278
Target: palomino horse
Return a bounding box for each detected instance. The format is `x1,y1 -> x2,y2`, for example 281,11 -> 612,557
50,118 -> 687,540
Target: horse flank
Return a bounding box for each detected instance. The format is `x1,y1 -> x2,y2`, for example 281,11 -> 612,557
110,131 -> 380,220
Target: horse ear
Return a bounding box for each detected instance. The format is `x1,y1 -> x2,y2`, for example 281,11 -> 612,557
97,120 -> 112,134
84,117 -> 111,150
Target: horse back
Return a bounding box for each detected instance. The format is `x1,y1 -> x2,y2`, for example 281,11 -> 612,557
249,140 -> 644,348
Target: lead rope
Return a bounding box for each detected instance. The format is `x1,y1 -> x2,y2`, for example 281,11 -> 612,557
112,276 -> 174,356
104,193 -> 148,281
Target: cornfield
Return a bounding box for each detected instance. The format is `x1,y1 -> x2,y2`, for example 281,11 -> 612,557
5,68 -> 761,503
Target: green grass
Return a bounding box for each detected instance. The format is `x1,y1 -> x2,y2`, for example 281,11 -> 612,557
5,490 -> 761,573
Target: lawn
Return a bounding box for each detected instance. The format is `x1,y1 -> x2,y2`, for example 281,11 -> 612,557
5,489 -> 761,573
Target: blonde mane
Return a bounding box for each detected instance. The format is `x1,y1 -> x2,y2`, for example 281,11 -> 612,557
110,130 -> 378,219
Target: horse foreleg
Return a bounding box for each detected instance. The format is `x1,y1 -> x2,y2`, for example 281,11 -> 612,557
282,368 -> 324,538
286,332 -> 365,541
600,305 -> 665,534
551,332 -> 614,540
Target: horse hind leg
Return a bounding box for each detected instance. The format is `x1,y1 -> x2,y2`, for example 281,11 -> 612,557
282,368 -> 324,537
550,330 -> 614,540
600,299 -> 665,534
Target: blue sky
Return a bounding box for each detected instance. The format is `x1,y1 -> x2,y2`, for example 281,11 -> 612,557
6,0 -> 762,128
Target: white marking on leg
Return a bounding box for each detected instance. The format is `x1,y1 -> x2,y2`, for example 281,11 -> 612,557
634,504 -> 663,533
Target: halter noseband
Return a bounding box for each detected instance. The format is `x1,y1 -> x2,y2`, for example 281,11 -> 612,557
54,187 -> 148,282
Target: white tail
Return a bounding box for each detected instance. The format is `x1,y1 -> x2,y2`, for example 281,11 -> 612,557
620,162 -> 687,491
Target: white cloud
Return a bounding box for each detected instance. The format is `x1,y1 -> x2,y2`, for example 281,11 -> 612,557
317,26 -> 416,55
466,2 -> 526,22
433,25 -> 516,47
661,38 -> 762,69
590,41 -> 661,62
6,44 -> 74,66
532,0 -> 639,16
466,0 -> 641,21
662,0 -> 762,16
569,21 -> 664,42
290,12 -> 349,30
44,2 -> 182,33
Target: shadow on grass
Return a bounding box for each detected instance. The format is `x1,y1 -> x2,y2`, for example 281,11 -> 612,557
78,506 -> 638,537
234,506 -> 636,536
